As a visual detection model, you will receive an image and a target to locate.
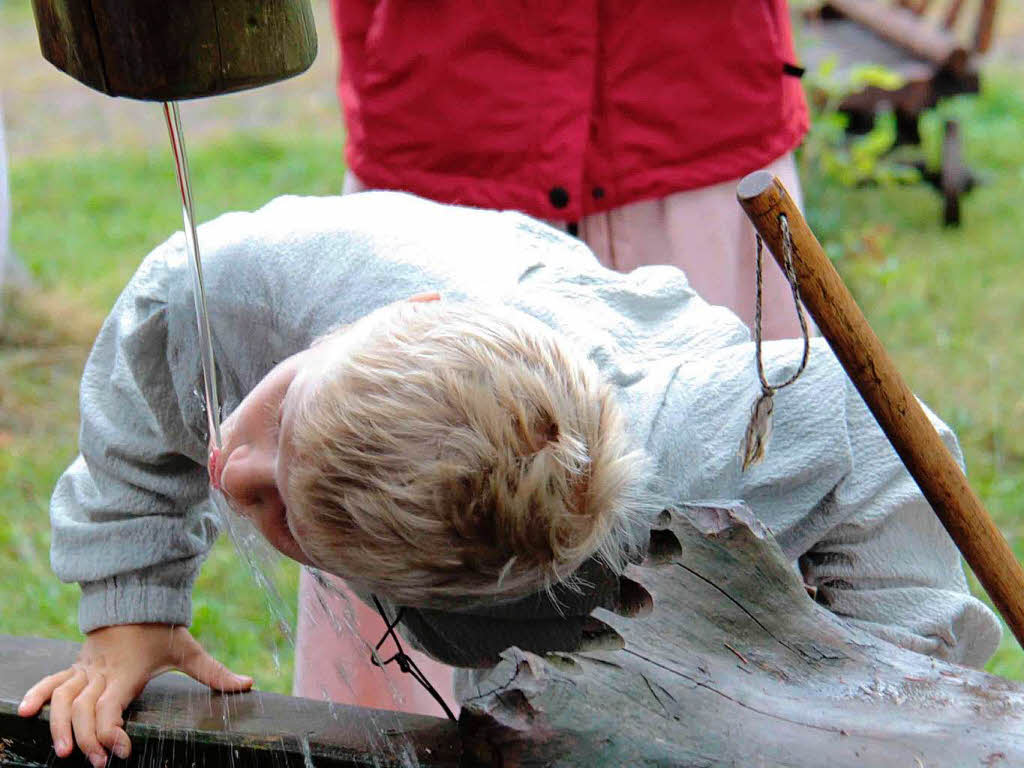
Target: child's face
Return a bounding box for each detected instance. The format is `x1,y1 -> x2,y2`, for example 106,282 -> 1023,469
209,293 -> 440,566
209,345 -> 317,565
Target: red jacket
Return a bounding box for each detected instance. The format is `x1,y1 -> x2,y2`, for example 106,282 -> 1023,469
332,1 -> 809,222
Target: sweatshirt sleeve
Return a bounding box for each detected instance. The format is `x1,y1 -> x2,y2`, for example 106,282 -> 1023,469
50,247 -> 218,634
642,336 -> 1001,668
796,375 -> 1002,669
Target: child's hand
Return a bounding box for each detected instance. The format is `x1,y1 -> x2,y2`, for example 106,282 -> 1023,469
17,624 -> 253,767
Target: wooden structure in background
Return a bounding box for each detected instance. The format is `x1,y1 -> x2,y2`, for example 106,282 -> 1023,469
801,0 -> 999,224
30,0 -> 318,101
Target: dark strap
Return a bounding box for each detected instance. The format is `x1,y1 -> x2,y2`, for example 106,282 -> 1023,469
370,595 -> 458,722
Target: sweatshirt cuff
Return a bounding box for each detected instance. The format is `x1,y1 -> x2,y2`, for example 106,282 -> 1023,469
79,577 -> 192,634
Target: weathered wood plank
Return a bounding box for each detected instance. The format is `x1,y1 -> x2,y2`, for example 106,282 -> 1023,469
0,635 -> 460,767
213,0 -> 319,93
456,504 -> 1024,767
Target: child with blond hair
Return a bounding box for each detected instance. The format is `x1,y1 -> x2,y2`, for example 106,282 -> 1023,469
19,192 -> 999,767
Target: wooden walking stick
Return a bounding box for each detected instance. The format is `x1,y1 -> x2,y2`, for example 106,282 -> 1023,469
737,170 -> 1024,651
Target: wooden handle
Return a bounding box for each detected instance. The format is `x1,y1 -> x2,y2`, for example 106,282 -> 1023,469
737,170 -> 1024,651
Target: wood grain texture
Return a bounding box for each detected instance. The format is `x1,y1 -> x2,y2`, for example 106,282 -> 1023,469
0,635 -> 460,767
458,504 -> 1024,767
31,0 -> 317,101
736,170 -> 1024,652
29,0 -> 107,94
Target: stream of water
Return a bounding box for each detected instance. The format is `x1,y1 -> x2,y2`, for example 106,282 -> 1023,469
161,101 -> 424,768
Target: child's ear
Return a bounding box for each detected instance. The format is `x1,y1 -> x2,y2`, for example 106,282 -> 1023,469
407,292 -> 442,303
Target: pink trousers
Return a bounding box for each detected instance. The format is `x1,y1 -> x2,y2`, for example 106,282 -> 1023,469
292,154 -> 806,715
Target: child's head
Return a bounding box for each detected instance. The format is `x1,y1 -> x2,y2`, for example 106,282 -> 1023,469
282,300 -> 645,608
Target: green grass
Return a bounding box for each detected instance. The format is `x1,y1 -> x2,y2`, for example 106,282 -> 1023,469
2,132 -> 344,694
3,66 -> 1024,693
800,69 -> 1024,679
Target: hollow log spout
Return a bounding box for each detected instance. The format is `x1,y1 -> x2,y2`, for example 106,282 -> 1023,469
30,0 -> 318,101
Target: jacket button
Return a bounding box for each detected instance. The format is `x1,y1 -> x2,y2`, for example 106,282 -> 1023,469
592,186 -> 605,200
548,186 -> 570,209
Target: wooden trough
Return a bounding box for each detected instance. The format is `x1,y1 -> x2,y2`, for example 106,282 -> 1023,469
4,502 -> 1024,767
0,635 -> 460,767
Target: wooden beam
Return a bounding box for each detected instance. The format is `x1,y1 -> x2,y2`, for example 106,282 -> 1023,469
29,0 -> 108,95
943,0 -> 966,29
0,635 -> 461,768
973,0 -> 999,53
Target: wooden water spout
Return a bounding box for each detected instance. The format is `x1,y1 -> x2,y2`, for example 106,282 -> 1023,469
30,0 -> 317,101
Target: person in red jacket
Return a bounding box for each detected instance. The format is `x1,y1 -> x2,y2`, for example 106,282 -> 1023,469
294,0 -> 811,718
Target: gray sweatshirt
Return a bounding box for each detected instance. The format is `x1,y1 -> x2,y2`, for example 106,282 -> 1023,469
51,192 -> 1001,668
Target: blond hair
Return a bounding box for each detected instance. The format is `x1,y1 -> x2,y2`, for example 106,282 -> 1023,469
286,301 -> 645,608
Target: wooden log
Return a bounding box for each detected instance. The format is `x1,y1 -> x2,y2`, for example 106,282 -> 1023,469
458,504 -> 1024,766
0,635 -> 461,768
736,170 -> 1024,651
30,0 -> 317,101
823,0 -> 969,73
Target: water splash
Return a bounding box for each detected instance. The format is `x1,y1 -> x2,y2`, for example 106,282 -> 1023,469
300,735 -> 315,768
161,100 -> 428,767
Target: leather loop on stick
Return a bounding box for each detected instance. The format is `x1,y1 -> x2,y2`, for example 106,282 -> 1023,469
736,170 -> 1024,651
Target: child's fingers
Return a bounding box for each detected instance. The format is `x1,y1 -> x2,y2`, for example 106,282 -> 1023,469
105,724 -> 131,762
48,666 -> 88,758
178,639 -> 254,692
18,667 -> 77,717
98,723 -> 131,762
70,673 -> 108,768
96,680 -> 136,760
